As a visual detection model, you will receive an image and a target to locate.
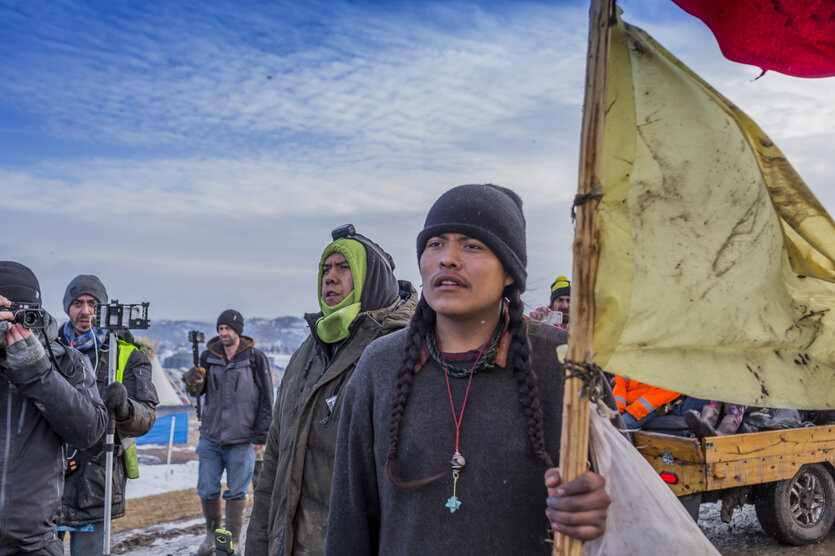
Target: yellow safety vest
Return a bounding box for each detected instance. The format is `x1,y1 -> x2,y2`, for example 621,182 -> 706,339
115,339 -> 140,479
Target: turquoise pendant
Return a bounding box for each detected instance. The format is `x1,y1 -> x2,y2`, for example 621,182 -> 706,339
446,454 -> 464,513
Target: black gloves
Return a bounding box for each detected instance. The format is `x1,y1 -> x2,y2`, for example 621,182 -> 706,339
103,381 -> 131,421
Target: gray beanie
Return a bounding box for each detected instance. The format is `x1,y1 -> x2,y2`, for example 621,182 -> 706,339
63,275 -> 108,314
417,184 -> 527,291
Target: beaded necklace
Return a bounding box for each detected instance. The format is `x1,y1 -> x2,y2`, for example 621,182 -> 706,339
424,315 -> 503,378
428,313 -> 504,513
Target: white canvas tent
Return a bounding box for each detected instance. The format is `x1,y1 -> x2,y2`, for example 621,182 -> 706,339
150,355 -> 189,407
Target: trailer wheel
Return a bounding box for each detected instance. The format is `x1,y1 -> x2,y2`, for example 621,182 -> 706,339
755,464 -> 835,545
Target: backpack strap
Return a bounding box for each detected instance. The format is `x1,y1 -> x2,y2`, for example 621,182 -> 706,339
249,349 -> 264,391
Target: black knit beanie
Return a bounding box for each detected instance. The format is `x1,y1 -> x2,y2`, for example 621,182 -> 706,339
0,261 -> 42,304
63,274 -> 108,314
217,309 -> 244,336
416,184 -> 527,291
550,276 -> 571,304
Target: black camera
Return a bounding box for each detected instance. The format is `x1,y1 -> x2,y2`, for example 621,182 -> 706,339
94,301 -> 150,331
331,223 -> 356,240
188,330 -> 205,344
0,302 -> 46,329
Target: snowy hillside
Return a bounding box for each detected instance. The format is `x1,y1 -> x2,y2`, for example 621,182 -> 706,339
144,316 -> 308,357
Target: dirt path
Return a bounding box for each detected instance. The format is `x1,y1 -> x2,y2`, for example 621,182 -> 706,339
114,488 -> 203,533
700,503 -> 835,555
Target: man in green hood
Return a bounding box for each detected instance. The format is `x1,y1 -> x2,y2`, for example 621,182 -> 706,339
245,224 -> 417,556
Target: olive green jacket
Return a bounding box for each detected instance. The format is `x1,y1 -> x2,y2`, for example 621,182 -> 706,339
246,282 -> 416,556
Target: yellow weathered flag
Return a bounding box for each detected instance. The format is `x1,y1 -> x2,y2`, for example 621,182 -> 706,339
594,16 -> 835,409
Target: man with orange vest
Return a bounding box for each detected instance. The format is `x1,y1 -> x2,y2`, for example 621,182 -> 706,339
613,375 -> 707,430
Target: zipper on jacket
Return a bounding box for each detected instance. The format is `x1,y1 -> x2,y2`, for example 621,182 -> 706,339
319,368 -> 353,425
0,388 -> 13,534
311,359 -> 328,391
16,399 -> 26,435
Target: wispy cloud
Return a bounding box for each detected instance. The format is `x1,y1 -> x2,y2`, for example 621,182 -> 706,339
1,0 -> 832,319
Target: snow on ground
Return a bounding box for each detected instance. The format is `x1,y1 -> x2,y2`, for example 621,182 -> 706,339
113,516 -> 206,555
126,461 -> 212,499
117,501 -> 757,555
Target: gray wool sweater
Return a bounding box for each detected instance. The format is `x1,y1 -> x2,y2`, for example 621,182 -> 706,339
325,322 -> 570,556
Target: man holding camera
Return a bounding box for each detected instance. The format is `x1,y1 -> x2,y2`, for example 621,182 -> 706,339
528,275 -> 571,329
0,261 -> 107,555
56,274 -> 159,555
184,309 -> 273,554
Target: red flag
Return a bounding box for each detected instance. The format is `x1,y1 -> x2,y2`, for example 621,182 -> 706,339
672,0 -> 835,78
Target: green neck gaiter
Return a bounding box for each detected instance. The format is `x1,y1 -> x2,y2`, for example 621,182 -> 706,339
316,239 -> 367,343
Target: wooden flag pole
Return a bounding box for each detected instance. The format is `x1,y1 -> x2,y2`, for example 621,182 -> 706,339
554,0 -> 614,555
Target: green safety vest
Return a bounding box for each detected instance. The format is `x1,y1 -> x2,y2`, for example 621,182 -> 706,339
115,339 -> 140,479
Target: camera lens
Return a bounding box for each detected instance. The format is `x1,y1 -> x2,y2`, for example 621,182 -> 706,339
23,312 -> 39,327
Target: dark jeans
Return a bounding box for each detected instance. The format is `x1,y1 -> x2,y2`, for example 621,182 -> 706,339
59,526 -> 104,556
622,397 -> 709,430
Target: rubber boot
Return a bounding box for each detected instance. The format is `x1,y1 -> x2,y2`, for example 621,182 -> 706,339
225,498 -> 247,549
716,404 -> 746,435
685,409 -> 716,438
197,498 -> 222,556
716,414 -> 742,435
700,404 -> 720,428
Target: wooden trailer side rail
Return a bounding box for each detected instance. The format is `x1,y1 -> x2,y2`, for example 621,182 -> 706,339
703,425 -> 835,490
633,426 -> 835,496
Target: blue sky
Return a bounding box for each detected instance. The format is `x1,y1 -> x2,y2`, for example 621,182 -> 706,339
2,0 -> 833,321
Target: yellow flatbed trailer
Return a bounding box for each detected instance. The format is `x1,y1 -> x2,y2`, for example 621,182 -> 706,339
633,425 -> 835,545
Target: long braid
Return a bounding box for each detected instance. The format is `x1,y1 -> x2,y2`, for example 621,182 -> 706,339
384,296 -> 444,489
506,286 -> 554,468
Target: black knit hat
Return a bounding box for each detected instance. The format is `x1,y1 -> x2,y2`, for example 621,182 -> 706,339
0,261 -> 42,304
417,184 -> 527,290
217,309 -> 244,336
63,274 -> 109,314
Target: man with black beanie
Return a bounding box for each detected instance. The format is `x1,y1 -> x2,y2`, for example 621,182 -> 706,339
56,274 -> 159,556
529,275 -> 571,329
184,309 -> 273,554
0,261 -> 107,555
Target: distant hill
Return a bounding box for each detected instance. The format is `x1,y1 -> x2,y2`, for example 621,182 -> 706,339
141,316 -> 309,358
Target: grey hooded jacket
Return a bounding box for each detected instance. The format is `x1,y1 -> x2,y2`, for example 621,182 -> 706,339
198,336 -> 274,446
0,315 -> 107,555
